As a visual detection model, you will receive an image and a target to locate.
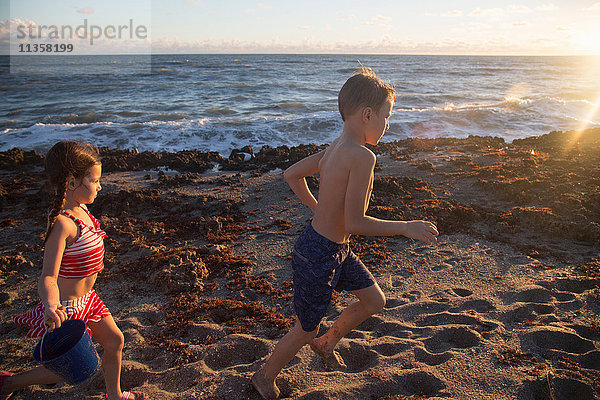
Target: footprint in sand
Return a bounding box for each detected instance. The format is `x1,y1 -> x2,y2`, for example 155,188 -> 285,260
395,300 -> 452,321
505,286 -> 555,303
504,302 -> 555,323
455,298 -> 496,313
362,371 -> 447,398
519,376 -> 597,400
414,311 -> 498,332
371,337 -> 416,356
538,277 -> 600,294
401,290 -> 422,301
376,321 -> 418,338
431,262 -> 452,272
500,285 -> 559,324
318,340 -> 379,373
414,346 -> 453,366
423,326 -> 482,354
203,334 -> 271,371
383,297 -> 406,309
443,256 -> 466,267
452,288 -> 473,297
520,326 -> 596,355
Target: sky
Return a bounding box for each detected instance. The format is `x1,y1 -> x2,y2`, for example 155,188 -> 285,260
2,0 -> 600,55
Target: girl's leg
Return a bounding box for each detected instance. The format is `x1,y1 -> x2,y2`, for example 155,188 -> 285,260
310,283 -> 385,368
87,316 -> 128,400
252,319 -> 318,400
0,367 -> 61,395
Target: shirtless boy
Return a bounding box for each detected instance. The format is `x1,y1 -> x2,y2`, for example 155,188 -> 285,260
252,67 -> 439,399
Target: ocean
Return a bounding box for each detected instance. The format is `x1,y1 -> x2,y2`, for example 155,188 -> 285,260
1,54 -> 599,155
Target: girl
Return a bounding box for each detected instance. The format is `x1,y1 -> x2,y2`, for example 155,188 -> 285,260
0,141 -> 148,400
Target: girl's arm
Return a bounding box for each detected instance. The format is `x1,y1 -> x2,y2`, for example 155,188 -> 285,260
283,151 -> 325,213
39,216 -> 73,331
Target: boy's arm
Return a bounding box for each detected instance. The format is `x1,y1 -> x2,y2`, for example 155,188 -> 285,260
283,151 -> 324,212
344,148 -> 438,244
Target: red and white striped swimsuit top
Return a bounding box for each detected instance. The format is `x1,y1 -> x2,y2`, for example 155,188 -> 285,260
58,207 -> 107,279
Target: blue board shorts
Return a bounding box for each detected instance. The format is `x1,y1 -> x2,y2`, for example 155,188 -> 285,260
292,222 -> 376,332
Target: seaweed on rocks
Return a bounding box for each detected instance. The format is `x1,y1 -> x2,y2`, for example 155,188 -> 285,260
221,143 -> 326,172
0,148 -> 44,170
99,148 -> 222,173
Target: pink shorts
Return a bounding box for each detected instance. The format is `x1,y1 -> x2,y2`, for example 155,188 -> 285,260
13,288 -> 111,338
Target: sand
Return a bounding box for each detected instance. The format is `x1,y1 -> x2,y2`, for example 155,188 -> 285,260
0,129 -> 599,399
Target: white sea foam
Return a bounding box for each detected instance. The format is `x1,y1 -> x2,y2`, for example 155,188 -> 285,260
2,93 -> 598,155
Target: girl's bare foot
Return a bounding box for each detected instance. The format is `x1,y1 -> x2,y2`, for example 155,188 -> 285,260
309,338 -> 347,370
251,369 -> 280,400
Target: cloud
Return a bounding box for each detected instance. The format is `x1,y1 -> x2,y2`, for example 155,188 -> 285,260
185,0 -> 203,7
372,14 -> 392,21
442,10 -> 463,17
468,8 -> 504,17
77,7 -> 94,15
507,5 -> 531,13
257,4 -> 272,9
585,2 -> 600,11
536,3 -> 558,12
338,14 -> 356,21
147,32 -> 584,56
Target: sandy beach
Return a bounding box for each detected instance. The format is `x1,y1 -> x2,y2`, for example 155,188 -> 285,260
1,128 -> 599,399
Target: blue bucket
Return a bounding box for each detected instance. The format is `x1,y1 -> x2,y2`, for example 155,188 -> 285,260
33,319 -> 100,385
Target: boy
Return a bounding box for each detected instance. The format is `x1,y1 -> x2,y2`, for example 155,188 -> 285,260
252,67 -> 439,399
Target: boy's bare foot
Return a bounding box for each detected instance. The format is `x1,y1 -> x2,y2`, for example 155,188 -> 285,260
309,339 -> 347,370
251,369 -> 280,400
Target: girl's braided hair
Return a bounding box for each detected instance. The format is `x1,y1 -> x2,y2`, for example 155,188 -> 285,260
44,141 -> 100,242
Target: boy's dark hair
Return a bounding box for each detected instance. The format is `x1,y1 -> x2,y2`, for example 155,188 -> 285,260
338,66 -> 395,121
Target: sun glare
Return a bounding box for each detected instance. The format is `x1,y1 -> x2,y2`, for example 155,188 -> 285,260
565,93 -> 600,153
574,30 -> 600,55
576,94 -> 600,131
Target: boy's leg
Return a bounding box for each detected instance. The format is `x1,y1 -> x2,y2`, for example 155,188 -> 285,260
87,316 -> 128,400
311,283 -> 385,369
0,367 -> 61,395
252,319 -> 318,400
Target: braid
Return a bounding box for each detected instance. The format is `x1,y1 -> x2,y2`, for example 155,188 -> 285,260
43,141 -> 101,244
44,175 -> 68,243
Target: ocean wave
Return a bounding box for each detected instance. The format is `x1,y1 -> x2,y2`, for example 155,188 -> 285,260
206,108 -> 237,115
117,111 -> 145,117
50,112 -> 105,124
0,86 -> 32,90
0,114 -> 340,155
275,102 -> 308,110
1,104 -> 597,157
148,112 -> 189,121
2,55 -> 599,154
